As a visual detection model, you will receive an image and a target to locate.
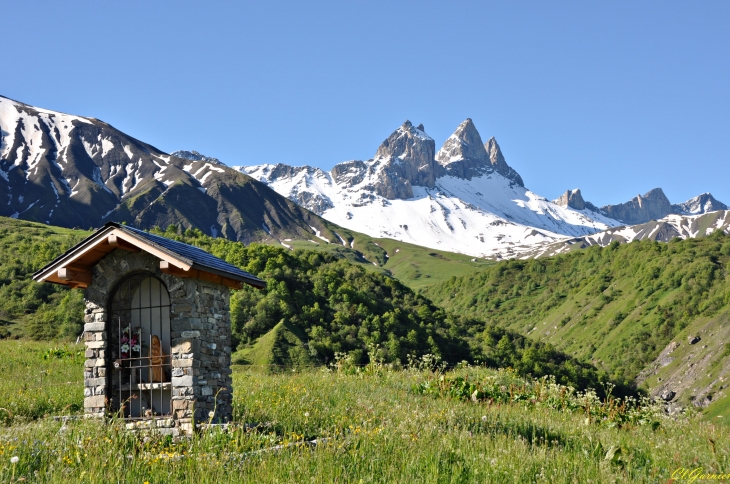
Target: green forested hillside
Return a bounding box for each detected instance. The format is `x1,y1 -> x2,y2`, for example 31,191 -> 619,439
151,226 -> 620,395
283,220 -> 495,290
425,233 -> 730,391
0,218 -> 89,340
0,217 -> 623,396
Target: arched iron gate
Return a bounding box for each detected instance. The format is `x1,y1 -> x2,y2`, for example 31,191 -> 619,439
109,273 -> 172,418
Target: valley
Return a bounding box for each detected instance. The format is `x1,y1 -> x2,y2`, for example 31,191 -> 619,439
1,93 -> 730,425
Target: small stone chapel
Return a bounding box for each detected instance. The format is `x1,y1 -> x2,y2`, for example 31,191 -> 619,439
33,222 -> 265,433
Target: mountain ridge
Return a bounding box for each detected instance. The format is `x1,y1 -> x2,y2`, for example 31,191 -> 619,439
0,94 -> 339,244
553,187 -> 728,225
237,118 -> 725,259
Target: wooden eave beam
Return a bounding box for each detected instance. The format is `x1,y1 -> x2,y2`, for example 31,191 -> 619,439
107,233 -> 141,252
58,267 -> 92,288
159,261 -> 243,290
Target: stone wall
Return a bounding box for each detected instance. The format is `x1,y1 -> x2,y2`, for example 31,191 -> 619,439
82,248 -> 233,430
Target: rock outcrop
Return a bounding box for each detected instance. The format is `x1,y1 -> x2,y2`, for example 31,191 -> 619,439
672,193 -> 728,215
554,189 -> 586,210
170,150 -> 224,165
435,119 -> 524,186
436,118 -> 489,179
486,138 -> 524,187
600,188 -> 673,225
370,121 -> 437,199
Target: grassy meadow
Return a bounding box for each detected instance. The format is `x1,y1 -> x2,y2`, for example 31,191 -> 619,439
1,340 -> 729,483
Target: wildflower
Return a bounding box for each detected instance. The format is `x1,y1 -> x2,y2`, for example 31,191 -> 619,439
209,411 -> 215,418
304,412 -> 310,417
11,456 -> 19,464
481,416 -> 487,421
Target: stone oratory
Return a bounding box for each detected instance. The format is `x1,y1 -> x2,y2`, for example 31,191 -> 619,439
33,222 -> 265,434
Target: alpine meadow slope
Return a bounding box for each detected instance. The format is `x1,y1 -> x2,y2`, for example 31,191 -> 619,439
0,216 -> 623,398
425,230 -> 730,417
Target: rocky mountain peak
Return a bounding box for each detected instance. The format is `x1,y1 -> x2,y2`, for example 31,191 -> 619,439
370,121 -> 437,199
170,150 -> 224,165
672,193 -> 728,215
554,189 -> 586,210
485,137 -> 525,187
600,188 -> 673,225
435,118 -> 490,180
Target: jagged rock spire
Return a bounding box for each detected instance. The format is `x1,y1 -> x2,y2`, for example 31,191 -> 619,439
554,189 -> 586,210
370,121 -> 437,199
600,188 -> 672,224
485,137 -> 524,187
435,118 -> 487,168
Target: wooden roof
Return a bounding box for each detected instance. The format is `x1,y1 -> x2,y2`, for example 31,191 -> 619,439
32,222 -> 266,290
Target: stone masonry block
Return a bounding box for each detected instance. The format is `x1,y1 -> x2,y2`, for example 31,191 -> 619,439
172,340 -> 193,354
84,322 -> 105,332
84,395 -> 106,408
172,375 -> 195,387
85,377 -> 105,387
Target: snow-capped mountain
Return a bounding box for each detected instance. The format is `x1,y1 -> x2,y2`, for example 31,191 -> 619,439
237,119 -> 728,259
672,193 -> 727,215
525,210 -> 730,259
170,150 -> 225,166
237,119 -> 624,259
561,187 -> 728,225
0,95 -> 333,242
3,93 -> 724,260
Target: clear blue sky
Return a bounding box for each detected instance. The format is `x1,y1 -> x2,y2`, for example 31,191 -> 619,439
4,1 -> 729,206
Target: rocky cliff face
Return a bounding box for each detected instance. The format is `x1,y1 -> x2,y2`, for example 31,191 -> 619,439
673,193 -> 728,215
600,188 -> 674,225
170,150 -> 225,165
554,189 -> 586,210
435,118 -> 489,180
433,121 -> 524,187
486,138 -> 524,187
369,121 -> 437,199
597,189 -> 728,225
0,95 -> 334,243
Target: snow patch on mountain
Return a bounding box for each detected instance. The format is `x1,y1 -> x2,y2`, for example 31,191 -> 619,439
236,119 -> 624,259
240,161 -> 621,258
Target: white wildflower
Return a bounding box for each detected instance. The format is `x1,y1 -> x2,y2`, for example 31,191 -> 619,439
481,416 -> 487,421
304,412 -> 310,417
11,456 -> 19,464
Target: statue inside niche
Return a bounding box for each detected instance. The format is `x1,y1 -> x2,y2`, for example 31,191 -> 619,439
149,335 -> 165,382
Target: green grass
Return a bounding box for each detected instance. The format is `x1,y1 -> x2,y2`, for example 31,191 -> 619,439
425,233 -> 730,406
0,340 -> 84,424
285,221 -> 493,291
0,218 -> 89,339
0,341 -> 728,482
232,320 -> 311,367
